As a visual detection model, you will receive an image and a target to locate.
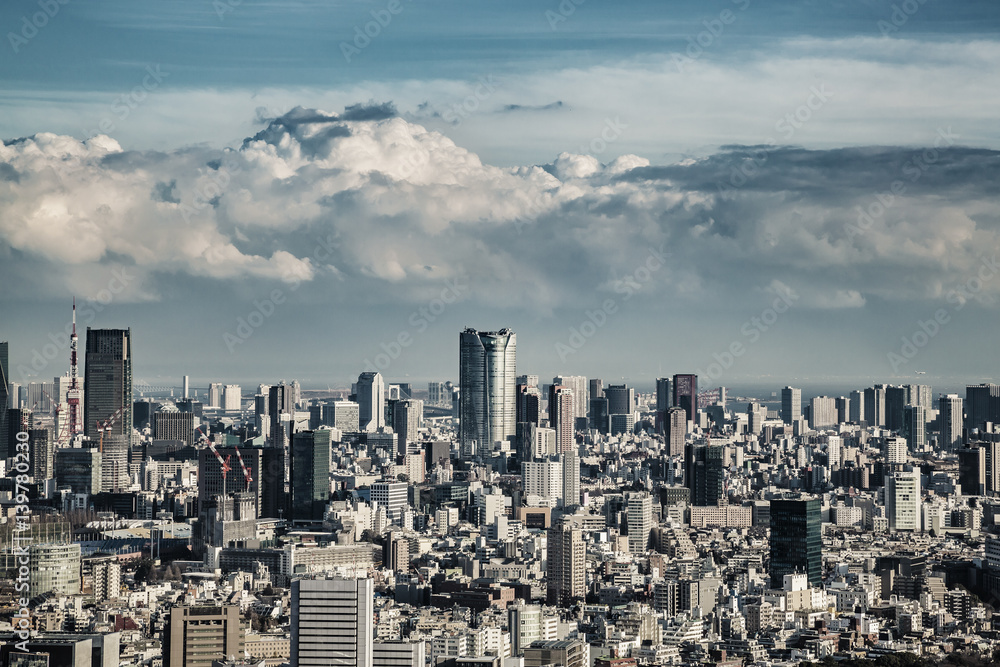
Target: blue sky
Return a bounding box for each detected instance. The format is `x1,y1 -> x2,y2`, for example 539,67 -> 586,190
2,0 -> 999,392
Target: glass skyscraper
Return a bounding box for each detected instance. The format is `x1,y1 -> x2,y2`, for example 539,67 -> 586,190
459,328 -> 516,458
769,497 -> 822,588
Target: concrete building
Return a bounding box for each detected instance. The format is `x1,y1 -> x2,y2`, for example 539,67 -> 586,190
164,604 -> 244,667
291,577 -> 374,667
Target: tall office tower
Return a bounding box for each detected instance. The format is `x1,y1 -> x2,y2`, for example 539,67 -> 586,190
849,390 -> 865,423
626,491 -> 652,553
509,604 -> 544,656
747,402 -> 766,435
370,481 -> 409,524
329,401 -> 360,432
826,435 -> 842,468
902,405 -> 926,451
884,436 -> 908,465
55,448 -> 101,494
83,328 -> 133,443
182,375 -> 189,399
164,605 -> 244,667
269,382 -> 297,446
459,328 -> 516,458
672,374 -> 697,425
208,382 -> 223,408
291,577 -> 374,667
589,397 -> 609,433
885,470 -> 921,531
769,498 -> 822,588
604,384 -> 634,416
835,397 -> 849,424
29,428 -> 54,481
549,386 -> 575,454
666,407 -> 687,457
553,375 -> 588,421
589,378 -> 603,402
655,377 -> 672,433
864,385 -> 887,427
809,396 -> 837,429
547,524 -> 585,605
260,447 -> 286,519
289,430 -> 332,523
885,385 -> 907,431
940,394 -> 964,451
522,459 -> 562,505
907,384 -> 932,408
393,399 -> 422,456
958,444 -> 986,496
516,384 -> 541,426
153,411 -> 195,446
223,384 -> 241,411
0,341 -> 8,450
685,442 -> 725,506
356,372 -> 385,432
966,383 -> 1000,433
561,449 -> 580,508
781,386 -> 801,425
428,381 -> 444,405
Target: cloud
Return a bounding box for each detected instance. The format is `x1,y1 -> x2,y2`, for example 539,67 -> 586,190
1,108 -> 1000,318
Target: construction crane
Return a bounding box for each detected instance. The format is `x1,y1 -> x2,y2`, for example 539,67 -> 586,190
233,443 -> 253,492
96,407 -> 125,453
208,442 -> 233,489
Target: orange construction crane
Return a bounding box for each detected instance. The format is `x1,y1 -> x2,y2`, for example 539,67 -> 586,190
96,407 -> 125,453
233,443 -> 253,491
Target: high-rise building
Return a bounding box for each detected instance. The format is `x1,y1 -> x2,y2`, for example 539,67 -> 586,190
370,481 -> 409,524
655,377 -> 672,433
940,394 -> 964,451
55,447 -> 101,495
29,428 -> 54,481
769,498 -> 821,588
966,383 -> 1000,433
747,402 -> 766,435
685,442 -> 724,506
626,491 -> 652,553
223,384 -> 242,411
164,604 -> 244,667
902,405 -> 926,452
209,382 -> 224,408
849,389 -> 865,423
549,385 -> 575,454
329,400 -> 360,432
672,374 -> 697,425
885,385 -> 907,432
809,396 -> 836,429
665,407 -> 687,457
83,328 -> 133,444
589,378 -> 603,402
561,449 -> 580,508
459,328 -> 516,458
198,446 -> 263,517
958,444 -> 986,496
885,470 -> 921,531
356,372 -> 385,432
260,447 -> 286,519
552,375 -> 588,422
393,399 -> 422,456
428,381 -> 447,405
522,459 -> 562,505
154,411 -> 195,446
781,386 -> 801,425
589,397 -> 609,434
547,524 -> 585,606
604,384 -> 634,417
864,385 -> 887,428
289,430 -> 332,523
269,382 -> 297,446
291,577 -> 374,667
517,383 -> 541,426
884,435 -> 908,465
509,604 -> 544,656
28,543 -> 82,599
907,384 -> 933,408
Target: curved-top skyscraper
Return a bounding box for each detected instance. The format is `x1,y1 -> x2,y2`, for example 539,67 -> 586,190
459,328 -> 516,458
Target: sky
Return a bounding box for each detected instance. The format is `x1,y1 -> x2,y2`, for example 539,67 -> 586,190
1,0 -> 999,393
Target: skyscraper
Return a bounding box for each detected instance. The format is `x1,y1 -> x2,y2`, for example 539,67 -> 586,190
885,470 -> 921,531
655,377 -> 672,433
966,383 -> 1000,433
553,375 -> 588,422
289,430 -> 332,523
769,497 -> 822,588
672,374 -> 697,425
939,394 -> 964,451
685,442 -> 725,506
84,328 -> 133,492
356,372 -> 385,432
547,523 -> 585,606
269,382 -> 297,446
604,384 -> 633,416
885,385 -> 907,431
291,577 -> 374,667
516,383 -> 541,426
902,405 -> 926,452
459,328 -> 516,458
626,491 -> 652,553
864,385 -> 887,427
561,449 -> 580,508
665,406 -> 686,457
809,396 -> 836,429
849,389 -> 864,423
781,386 -> 801,425
392,399 -> 422,457
549,385 -> 575,454
164,604 -> 244,667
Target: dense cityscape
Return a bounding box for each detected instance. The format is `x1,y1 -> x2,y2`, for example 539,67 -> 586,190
2,319 -> 1000,667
